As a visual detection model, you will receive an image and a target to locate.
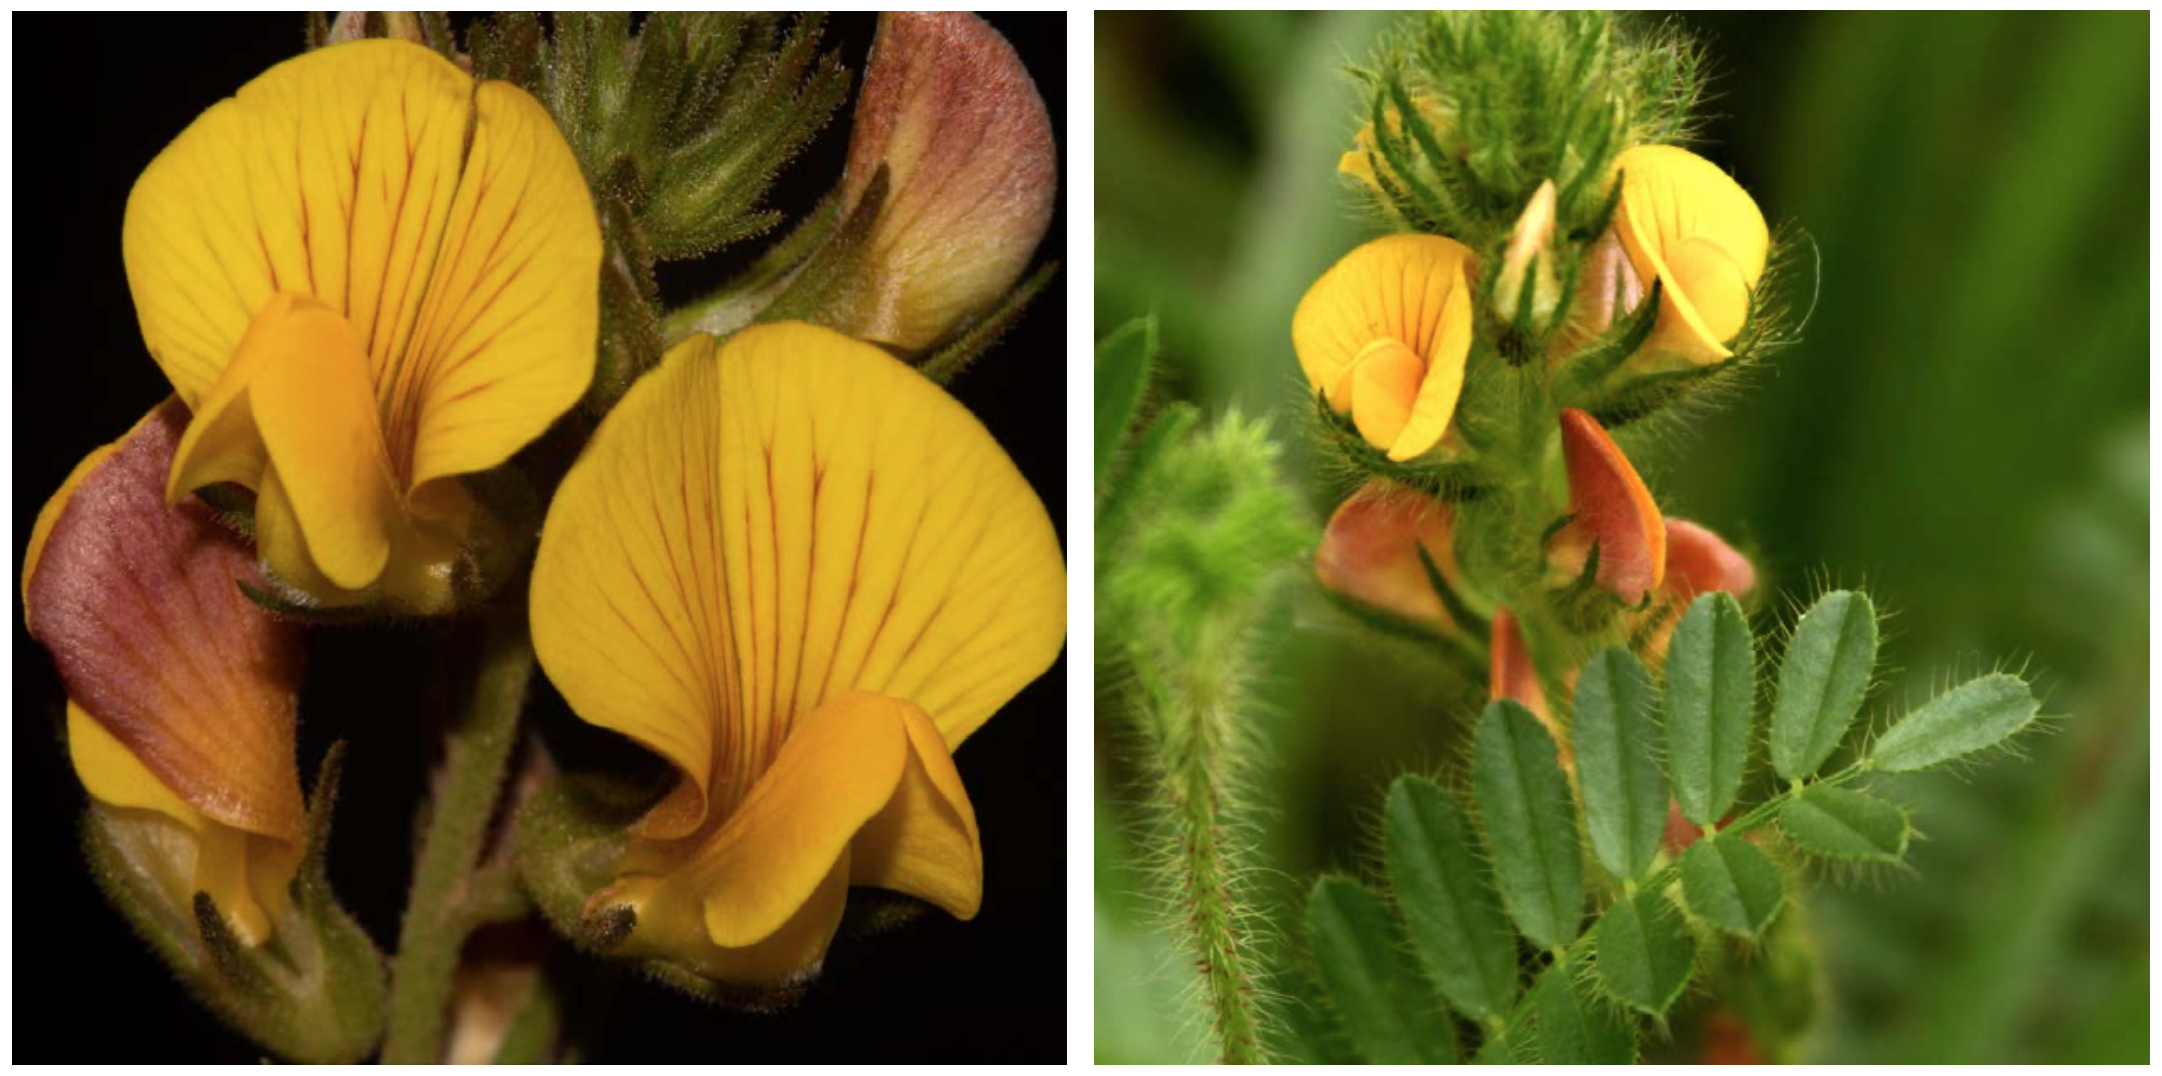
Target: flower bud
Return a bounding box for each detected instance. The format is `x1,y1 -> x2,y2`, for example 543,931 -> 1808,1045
1490,608 -> 1568,768
1493,179 -> 1562,331
1638,518 -> 1757,665
1314,480 -> 1465,634
827,13 -> 1056,352
1558,228 -> 1649,352
1549,408 -> 1666,604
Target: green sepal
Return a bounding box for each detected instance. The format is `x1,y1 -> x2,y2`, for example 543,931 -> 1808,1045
1591,890 -> 1697,1016
753,166 -> 892,327
1311,390 -> 1493,503
586,193 -> 666,416
1306,875 -> 1459,1064
1679,832 -> 1787,938
1779,784 -> 1910,863
1094,316 -> 1158,491
79,744 -> 389,1063
1553,278 -> 1661,399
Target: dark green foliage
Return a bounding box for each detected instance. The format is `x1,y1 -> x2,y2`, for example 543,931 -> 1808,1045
1869,673 -> 2041,773
1779,785 -> 1910,863
1473,701 -> 1584,950
1526,956 -> 1637,1063
1665,592 -> 1756,825
1592,891 -> 1697,1016
1307,877 -> 1460,1063
1770,590 -> 1879,780
1679,833 -> 1787,938
1384,777 -> 1520,1020
1572,647 -> 1666,880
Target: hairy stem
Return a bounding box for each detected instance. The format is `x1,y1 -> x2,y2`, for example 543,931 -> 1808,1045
1140,633 -> 1265,1065
381,614 -> 535,1064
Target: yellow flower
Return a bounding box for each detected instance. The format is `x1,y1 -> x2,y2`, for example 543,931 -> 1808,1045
826,12 -> 1056,352
529,322 -> 1066,985
24,400 -> 307,946
123,40 -> 601,613
1293,235 -> 1477,461
1606,144 -> 1770,369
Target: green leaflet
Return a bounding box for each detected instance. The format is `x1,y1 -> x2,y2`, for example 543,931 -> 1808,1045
1306,877 -> 1459,1063
1473,701 -> 1585,950
1383,777 -> 1520,1020
1526,956 -> 1637,1063
1572,647 -> 1666,880
1095,316 -> 1157,488
1779,785 -> 1910,862
1770,590 -> 1880,780
1665,592 -> 1757,825
1592,891 -> 1697,1016
1869,672 -> 2040,772
1679,832 -> 1788,938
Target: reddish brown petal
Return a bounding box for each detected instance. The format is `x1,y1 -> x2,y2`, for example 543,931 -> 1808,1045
1314,480 -> 1462,633
1663,519 -> 1758,602
1556,408 -> 1666,603
833,12 -> 1057,351
25,398 -> 306,841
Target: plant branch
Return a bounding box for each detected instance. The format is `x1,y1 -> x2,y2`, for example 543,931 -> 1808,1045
381,614 -> 535,1064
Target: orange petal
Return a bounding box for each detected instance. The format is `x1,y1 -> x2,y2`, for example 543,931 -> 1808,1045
1314,480 -> 1460,633
1662,519 -> 1757,602
24,398 -> 307,843
1556,408 -> 1666,604
1489,608 -> 1548,718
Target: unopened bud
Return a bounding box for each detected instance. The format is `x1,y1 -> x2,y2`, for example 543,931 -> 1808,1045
828,13 -> 1056,352
1314,481 -> 1465,634
1493,179 -> 1562,331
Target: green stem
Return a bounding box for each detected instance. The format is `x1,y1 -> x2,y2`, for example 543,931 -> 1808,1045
1139,634 -> 1266,1065
381,614 -> 535,1064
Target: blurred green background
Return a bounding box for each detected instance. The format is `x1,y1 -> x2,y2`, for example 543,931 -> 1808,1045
1094,10 -> 2148,1064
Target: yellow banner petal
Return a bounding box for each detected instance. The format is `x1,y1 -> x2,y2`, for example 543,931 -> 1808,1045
122,40 -> 471,409
1614,145 -> 1770,365
24,399 -> 307,844
533,322 -> 1065,833
397,81 -> 601,491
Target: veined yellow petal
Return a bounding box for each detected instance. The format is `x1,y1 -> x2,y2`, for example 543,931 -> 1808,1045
1348,339 -> 1423,450
122,40 -> 471,409
1388,262 -> 1474,461
68,700 -> 203,827
25,399 -> 307,845
852,697 -> 985,920
1614,145 -> 1769,365
399,81 -> 601,492
533,322 -> 1065,834
1292,235 -> 1477,418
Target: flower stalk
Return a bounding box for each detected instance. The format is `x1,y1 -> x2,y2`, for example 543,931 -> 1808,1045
382,614 -> 535,1064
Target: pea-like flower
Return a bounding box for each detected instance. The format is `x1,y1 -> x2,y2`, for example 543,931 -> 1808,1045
1587,145 -> 1770,370
1314,479 -> 1467,635
24,400 -> 306,945
529,322 -> 1065,985
1294,235 -> 1477,461
825,12 -> 1057,352
124,40 -> 601,613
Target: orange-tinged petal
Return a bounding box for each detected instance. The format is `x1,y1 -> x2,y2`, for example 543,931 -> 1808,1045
1293,235 -> 1478,423
24,398 -> 307,846
1613,145 -> 1769,366
1662,519 -> 1757,603
122,40 -> 471,409
23,434 -> 126,630
1489,608 -> 1548,719
531,322 -> 1066,836
852,698 -> 985,921
832,12 -> 1057,351
1314,480 -> 1462,633
397,80 -> 602,492
1556,408 -> 1666,604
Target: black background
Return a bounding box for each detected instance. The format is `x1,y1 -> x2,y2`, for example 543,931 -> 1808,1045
13,13 -> 1066,1062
